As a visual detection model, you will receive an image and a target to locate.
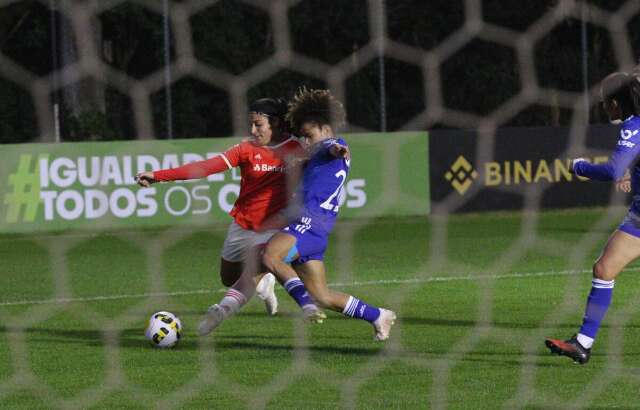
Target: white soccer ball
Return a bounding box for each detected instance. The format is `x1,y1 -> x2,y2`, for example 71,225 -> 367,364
145,311 -> 182,348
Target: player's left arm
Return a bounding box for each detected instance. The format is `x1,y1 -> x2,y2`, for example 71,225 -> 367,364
574,125 -> 640,181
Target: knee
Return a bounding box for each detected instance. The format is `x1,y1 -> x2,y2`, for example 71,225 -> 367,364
261,251 -> 276,271
262,244 -> 286,270
593,260 -> 616,281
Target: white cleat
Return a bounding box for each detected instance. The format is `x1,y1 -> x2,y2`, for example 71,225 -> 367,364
256,273 -> 278,316
302,305 -> 327,323
197,304 -> 226,336
373,308 -> 396,341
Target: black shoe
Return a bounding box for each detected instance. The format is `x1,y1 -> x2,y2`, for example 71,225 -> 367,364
545,334 -> 591,364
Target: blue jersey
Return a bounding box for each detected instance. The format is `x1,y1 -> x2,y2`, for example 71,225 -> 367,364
298,137 -> 350,233
574,115 -> 640,214
282,137 -> 350,264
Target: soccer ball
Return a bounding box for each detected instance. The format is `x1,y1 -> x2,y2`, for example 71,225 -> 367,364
145,311 -> 182,348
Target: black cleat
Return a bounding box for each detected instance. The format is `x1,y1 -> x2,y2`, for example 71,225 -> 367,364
545,334 -> 591,364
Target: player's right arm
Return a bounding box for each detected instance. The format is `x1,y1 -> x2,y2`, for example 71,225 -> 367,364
616,170 -> 632,192
329,142 -> 350,160
135,144 -> 245,187
573,124 -> 640,181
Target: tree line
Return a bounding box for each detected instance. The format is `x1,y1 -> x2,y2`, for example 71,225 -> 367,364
0,0 -> 637,143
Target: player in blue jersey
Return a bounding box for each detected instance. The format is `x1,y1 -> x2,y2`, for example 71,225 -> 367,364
546,72 -> 640,364
262,88 -> 397,341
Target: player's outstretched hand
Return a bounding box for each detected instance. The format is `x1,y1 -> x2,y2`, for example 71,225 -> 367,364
330,143 -> 350,160
616,171 -> 632,193
570,158 -> 587,174
135,171 -> 156,187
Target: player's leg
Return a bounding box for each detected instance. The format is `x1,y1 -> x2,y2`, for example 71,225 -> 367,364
200,237 -> 323,335
220,255 -> 275,314
262,232 -> 326,322
546,228 -> 640,363
219,258 -> 243,287
199,246 -> 266,336
291,260 -> 348,310
223,245 -> 265,312
219,221 -> 248,286
250,229 -> 286,316
579,229 -> 640,342
262,232 -> 298,280
219,221 -> 278,314
250,226 -> 322,316
293,260 -> 396,341
199,222 -> 270,335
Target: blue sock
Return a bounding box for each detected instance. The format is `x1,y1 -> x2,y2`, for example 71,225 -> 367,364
578,278 -> 614,342
342,296 -> 381,323
283,278 -> 313,308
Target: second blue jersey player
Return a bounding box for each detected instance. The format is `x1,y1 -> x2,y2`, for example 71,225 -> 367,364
262,87 -> 397,341
546,72 -> 640,364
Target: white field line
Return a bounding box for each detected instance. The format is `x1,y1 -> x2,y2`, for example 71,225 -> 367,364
3,267 -> 640,307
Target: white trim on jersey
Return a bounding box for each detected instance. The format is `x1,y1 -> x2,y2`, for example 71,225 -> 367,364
265,136 -> 302,150
220,153 -> 233,169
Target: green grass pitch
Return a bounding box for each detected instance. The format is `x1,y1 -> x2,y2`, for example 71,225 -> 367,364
2,208 -> 640,409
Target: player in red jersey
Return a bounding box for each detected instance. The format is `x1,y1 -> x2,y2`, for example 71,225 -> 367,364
135,98 -> 322,330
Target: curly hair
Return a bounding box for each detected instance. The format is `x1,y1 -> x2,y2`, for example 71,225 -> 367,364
286,87 -> 346,132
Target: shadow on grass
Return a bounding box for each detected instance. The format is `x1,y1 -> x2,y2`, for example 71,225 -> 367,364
213,339 -> 380,356
457,356 -> 567,368
0,326 -> 381,356
0,326 -> 202,350
174,310 -> 302,319
527,407 -> 638,410
399,316 -> 622,330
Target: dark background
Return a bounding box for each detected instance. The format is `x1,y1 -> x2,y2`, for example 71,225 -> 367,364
0,0 -> 638,143
429,125 -> 629,212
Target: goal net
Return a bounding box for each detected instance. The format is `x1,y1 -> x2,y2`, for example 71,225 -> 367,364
1,0 -> 640,408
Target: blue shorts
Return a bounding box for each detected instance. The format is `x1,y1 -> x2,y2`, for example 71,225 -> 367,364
282,216 -> 329,265
619,211 -> 640,238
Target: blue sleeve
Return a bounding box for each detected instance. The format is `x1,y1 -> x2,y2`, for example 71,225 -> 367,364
319,138 -> 347,158
574,124 -> 640,181
318,139 -> 335,156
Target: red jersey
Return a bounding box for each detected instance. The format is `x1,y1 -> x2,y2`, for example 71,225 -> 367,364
153,136 -> 304,231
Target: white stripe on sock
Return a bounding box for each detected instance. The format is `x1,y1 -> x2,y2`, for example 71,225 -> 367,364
348,297 -> 360,316
283,278 -> 303,292
592,278 -> 615,289
342,296 -> 355,315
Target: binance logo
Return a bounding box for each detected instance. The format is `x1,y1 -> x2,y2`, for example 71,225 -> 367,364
445,155 -> 478,195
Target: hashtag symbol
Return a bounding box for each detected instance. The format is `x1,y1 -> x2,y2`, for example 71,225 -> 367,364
4,154 -> 41,223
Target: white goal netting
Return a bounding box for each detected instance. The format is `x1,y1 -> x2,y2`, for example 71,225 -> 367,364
1,0 -> 640,408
